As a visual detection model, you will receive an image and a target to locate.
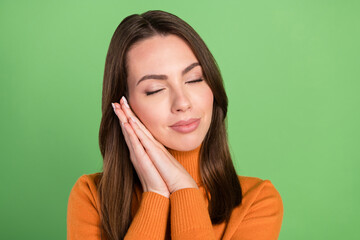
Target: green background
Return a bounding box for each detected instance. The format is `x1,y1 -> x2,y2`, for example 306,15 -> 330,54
1,0 -> 359,239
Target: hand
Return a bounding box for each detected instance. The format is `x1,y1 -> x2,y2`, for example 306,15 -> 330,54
112,98 -> 169,198
112,96 -> 198,198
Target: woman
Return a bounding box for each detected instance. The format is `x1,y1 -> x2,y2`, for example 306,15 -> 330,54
67,10 -> 283,240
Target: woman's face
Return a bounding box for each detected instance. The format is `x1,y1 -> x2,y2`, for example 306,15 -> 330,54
126,34 -> 214,151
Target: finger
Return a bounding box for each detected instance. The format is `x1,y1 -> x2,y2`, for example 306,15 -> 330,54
113,103 -> 136,153
128,117 -> 175,169
121,122 -> 152,191
123,121 -> 170,191
113,102 -> 161,167
114,104 -> 169,194
112,102 -> 137,156
120,120 -> 132,150
120,100 -> 167,152
122,121 -> 150,164
112,102 -> 128,125
120,96 -> 158,143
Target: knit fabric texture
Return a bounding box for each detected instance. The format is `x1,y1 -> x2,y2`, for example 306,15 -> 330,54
67,144 -> 283,239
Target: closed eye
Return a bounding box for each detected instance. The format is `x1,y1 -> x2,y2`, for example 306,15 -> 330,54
145,78 -> 204,96
187,78 -> 203,84
145,89 -> 164,96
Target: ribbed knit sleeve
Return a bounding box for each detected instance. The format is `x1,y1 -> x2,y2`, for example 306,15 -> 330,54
124,191 -> 169,240
67,174 -> 170,240
169,188 -> 216,240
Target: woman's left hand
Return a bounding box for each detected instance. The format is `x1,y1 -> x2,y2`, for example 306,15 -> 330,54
113,97 -> 198,194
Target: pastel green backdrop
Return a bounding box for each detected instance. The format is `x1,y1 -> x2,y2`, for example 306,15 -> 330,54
1,0 -> 359,239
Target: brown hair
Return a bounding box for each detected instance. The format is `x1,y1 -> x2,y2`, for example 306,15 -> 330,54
98,10 -> 242,240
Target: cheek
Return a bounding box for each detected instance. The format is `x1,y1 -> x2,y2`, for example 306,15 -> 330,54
131,101 -> 164,133
196,85 -> 214,112
206,88 -> 214,108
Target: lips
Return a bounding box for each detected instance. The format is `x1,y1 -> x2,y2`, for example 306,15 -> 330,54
169,118 -> 201,134
170,118 -> 200,127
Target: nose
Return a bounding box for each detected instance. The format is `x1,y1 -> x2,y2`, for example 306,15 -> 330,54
171,87 -> 192,113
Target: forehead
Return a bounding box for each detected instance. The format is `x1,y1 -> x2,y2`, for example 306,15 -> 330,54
126,34 -> 199,83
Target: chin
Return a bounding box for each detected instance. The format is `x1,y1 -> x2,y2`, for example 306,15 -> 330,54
164,137 -> 203,152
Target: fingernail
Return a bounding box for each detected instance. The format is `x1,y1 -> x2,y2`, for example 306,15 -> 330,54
122,96 -> 130,109
111,103 -> 116,111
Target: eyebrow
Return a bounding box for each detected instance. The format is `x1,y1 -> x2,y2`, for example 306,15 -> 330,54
136,62 -> 200,86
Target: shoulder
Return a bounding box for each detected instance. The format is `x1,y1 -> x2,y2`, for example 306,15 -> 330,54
73,172 -> 102,186
67,172 -> 102,211
222,176 -> 283,239
236,175 -> 283,220
238,175 -> 282,201
70,172 -> 102,194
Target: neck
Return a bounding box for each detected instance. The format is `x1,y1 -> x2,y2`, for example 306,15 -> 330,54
166,143 -> 202,185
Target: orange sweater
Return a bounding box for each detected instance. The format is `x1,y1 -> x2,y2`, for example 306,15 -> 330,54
67,145 -> 283,239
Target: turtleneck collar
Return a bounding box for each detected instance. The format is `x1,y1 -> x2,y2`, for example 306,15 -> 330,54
166,143 -> 203,185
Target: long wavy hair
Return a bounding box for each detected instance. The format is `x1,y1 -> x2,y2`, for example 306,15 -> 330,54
97,10 -> 242,240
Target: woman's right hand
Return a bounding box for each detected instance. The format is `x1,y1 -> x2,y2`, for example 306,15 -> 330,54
112,99 -> 170,198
